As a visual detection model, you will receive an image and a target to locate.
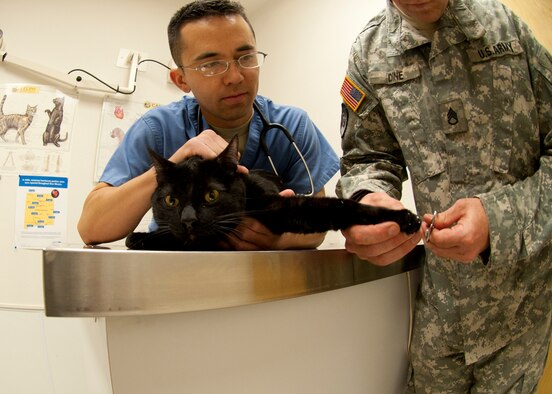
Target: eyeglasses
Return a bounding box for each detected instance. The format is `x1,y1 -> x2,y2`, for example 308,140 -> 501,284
182,51 -> 267,77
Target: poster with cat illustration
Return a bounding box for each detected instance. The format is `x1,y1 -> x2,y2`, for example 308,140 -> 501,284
0,84 -> 77,175
94,96 -> 161,181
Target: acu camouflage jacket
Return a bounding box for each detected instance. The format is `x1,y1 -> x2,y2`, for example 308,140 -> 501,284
337,0 -> 552,364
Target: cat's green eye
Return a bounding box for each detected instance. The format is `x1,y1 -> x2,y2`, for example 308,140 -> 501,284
204,189 -> 220,203
164,195 -> 179,208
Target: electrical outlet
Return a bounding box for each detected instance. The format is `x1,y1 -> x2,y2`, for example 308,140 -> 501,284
116,48 -> 149,71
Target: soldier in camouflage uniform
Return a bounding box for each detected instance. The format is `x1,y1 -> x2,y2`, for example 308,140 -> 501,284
337,0 -> 552,391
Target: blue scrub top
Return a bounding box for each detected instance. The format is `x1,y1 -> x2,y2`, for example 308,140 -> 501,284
101,95 -> 339,195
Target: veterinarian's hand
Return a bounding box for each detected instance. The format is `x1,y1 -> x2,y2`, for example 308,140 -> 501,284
279,189 -> 295,197
341,192 -> 422,266
170,129 -> 227,161
169,129 -> 248,173
222,188 -> 328,250
422,198 -> 489,263
222,217 -> 282,250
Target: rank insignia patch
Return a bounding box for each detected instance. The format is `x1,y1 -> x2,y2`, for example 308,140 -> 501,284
340,76 -> 366,112
447,107 -> 459,125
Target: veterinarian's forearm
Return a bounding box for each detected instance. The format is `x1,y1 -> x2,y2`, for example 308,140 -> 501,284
277,232 -> 326,249
275,188 -> 327,248
78,168 -> 157,245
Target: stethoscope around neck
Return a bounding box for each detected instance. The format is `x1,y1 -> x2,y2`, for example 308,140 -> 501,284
196,101 -> 314,196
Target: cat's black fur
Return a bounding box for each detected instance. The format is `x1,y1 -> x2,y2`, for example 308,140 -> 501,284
125,136 -> 421,251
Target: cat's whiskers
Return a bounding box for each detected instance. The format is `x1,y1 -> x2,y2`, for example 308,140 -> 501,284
209,212 -> 254,238
211,219 -> 243,236
211,212 -> 244,227
211,212 -> 275,238
212,226 -> 242,239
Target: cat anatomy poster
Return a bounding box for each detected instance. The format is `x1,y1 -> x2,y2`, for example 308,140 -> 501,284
0,84 -> 77,175
94,96 -> 160,181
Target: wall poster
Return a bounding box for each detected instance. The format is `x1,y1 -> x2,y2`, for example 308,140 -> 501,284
15,175 -> 69,249
94,96 -> 160,182
0,84 -> 77,176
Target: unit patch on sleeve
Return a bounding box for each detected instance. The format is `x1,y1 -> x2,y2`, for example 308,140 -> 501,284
340,103 -> 348,137
340,76 -> 366,112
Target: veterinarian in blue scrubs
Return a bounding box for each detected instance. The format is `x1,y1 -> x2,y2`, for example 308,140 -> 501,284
78,0 -> 339,250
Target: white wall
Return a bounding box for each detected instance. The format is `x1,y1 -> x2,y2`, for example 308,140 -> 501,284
256,0 -> 385,155
0,1 -> 405,393
0,2 -> 194,392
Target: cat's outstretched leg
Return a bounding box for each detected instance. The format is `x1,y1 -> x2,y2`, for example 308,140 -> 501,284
249,195 -> 421,235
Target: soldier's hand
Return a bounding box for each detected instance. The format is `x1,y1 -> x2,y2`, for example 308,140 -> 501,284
341,192 -> 422,266
422,198 -> 490,263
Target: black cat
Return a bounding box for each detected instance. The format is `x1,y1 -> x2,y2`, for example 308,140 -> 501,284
125,136 -> 421,251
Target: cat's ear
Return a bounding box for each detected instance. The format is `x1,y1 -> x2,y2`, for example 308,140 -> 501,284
148,149 -> 174,177
217,135 -> 239,170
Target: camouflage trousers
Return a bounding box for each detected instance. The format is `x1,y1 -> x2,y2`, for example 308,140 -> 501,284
405,289 -> 551,393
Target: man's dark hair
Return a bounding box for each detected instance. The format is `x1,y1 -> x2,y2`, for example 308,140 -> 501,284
168,0 -> 255,67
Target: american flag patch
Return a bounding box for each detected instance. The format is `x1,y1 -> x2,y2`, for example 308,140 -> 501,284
340,76 -> 366,112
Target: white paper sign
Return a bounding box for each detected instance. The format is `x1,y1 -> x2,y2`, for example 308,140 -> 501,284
15,175 -> 68,249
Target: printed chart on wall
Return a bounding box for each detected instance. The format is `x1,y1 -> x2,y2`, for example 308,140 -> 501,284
94,96 -> 161,181
15,175 -> 68,249
0,84 -> 77,175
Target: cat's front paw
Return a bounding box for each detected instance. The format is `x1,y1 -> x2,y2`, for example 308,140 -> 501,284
399,210 -> 422,234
